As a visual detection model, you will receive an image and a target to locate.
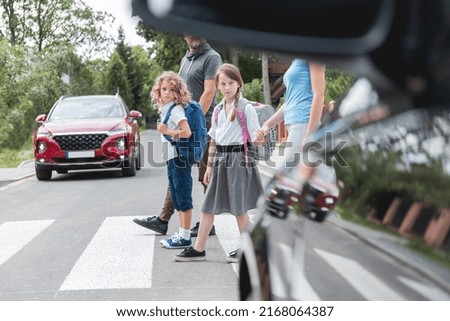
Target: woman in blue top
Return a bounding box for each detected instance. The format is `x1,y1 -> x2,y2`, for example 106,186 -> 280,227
260,59 -> 325,165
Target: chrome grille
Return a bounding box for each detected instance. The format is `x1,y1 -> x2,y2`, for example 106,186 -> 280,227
53,134 -> 108,150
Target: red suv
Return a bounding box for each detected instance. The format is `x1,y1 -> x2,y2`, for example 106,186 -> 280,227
34,95 -> 142,181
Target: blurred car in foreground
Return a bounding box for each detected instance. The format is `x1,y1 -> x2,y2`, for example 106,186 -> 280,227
302,164 -> 340,222
34,94 -> 142,181
266,163 -> 339,223
132,0 -> 450,300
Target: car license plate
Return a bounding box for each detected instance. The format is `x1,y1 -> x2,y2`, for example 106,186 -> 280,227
66,151 -> 95,159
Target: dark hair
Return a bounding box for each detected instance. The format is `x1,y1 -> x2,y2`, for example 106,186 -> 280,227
214,63 -> 244,121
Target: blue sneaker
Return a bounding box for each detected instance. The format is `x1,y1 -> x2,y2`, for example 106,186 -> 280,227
160,233 -> 191,249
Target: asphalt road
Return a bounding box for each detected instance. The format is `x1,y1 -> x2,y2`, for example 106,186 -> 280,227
1,130 -> 449,301
0,130 -> 241,300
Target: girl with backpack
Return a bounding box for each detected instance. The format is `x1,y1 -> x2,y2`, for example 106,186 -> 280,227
152,71 -> 195,249
174,63 -> 265,262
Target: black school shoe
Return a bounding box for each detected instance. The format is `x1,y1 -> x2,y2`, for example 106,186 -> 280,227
133,216 -> 168,235
190,221 -> 216,237
173,246 -> 206,262
226,249 -> 239,263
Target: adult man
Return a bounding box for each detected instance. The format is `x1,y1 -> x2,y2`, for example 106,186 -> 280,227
133,35 -> 223,237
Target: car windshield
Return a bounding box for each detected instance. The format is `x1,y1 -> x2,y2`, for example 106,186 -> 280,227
48,97 -> 125,120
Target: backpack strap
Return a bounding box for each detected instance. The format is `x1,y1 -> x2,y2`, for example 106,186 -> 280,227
236,98 -> 251,166
162,103 -> 177,144
213,105 -> 221,125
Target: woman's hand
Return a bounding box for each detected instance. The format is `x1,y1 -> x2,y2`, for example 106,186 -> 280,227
257,124 -> 269,137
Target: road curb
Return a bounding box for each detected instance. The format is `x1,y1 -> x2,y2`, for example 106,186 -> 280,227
0,172 -> 35,187
0,160 -> 35,187
327,219 -> 450,294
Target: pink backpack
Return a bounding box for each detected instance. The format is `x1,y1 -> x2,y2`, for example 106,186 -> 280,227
213,98 -> 277,161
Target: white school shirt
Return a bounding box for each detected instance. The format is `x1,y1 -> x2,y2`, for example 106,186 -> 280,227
208,99 -> 260,145
159,101 -> 187,162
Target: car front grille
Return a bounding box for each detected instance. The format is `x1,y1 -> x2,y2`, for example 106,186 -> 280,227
53,134 -> 108,150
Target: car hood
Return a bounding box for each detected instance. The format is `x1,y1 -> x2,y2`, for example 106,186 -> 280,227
39,118 -> 127,134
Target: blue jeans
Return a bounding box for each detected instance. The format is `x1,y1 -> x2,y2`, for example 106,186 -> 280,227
167,157 -> 193,212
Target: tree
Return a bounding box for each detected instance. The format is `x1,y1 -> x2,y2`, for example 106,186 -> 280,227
112,27 -> 155,116
0,0 -> 115,57
103,51 -> 131,101
136,23 -> 186,71
0,39 -> 79,149
130,46 -> 155,115
84,58 -> 108,94
325,68 -> 353,103
0,38 -> 31,149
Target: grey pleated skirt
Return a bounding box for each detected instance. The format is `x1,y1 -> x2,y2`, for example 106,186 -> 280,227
201,150 -> 264,216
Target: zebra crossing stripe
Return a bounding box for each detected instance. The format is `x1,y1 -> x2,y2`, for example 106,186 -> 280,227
397,276 -> 450,300
271,242 -> 320,300
214,214 -> 256,273
59,216 -> 155,291
215,215 -> 242,252
0,220 -> 55,266
315,248 -> 406,300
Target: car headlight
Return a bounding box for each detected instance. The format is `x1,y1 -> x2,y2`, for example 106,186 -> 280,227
37,141 -> 47,153
37,130 -> 51,138
116,137 -> 126,150
110,126 -> 128,134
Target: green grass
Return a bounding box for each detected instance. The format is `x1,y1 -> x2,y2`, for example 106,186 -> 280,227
336,205 -> 450,269
407,238 -> 450,270
336,205 -> 392,232
0,141 -> 34,168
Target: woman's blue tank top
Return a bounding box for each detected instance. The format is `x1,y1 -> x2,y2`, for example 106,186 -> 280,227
283,59 -> 313,125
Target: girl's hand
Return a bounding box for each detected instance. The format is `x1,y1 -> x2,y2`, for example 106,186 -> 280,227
157,123 -> 168,134
254,129 -> 266,145
203,167 -> 212,186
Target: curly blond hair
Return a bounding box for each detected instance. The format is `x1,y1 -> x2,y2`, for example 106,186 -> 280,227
151,71 -> 192,108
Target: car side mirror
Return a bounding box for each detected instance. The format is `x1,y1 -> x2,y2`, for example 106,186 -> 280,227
36,114 -> 46,122
130,110 -> 142,119
132,0 -> 395,56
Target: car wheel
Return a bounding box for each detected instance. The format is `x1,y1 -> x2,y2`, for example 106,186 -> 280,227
239,256 -> 252,300
122,154 -> 136,177
309,211 -> 327,222
36,168 -> 52,181
135,147 -> 141,170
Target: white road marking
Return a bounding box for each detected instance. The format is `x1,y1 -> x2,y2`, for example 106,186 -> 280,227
397,276 -> 450,300
214,215 -> 241,254
0,220 -> 55,266
214,214 -> 242,274
315,248 -> 406,300
4,216 -> 445,301
270,243 -> 320,300
59,216 -> 154,291
214,214 -> 256,274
